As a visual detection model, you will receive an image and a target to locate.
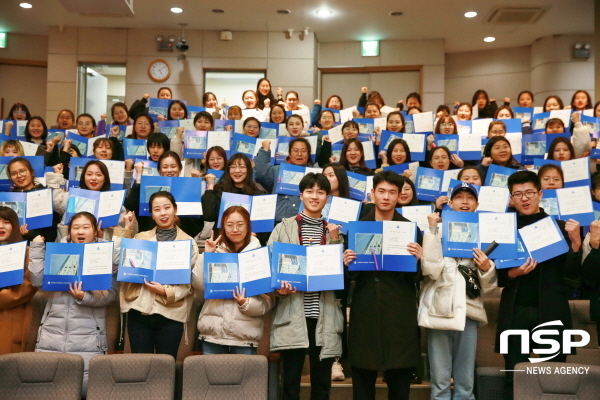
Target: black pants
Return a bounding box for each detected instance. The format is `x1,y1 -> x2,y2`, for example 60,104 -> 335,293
279,317 -> 335,400
351,366 -> 412,400
127,309 -> 184,359
502,305 -> 567,400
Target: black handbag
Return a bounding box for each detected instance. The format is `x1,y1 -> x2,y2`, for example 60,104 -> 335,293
457,265 -> 481,299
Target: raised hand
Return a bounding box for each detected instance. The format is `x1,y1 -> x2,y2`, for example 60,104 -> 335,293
508,257 -> 538,279
233,286 -> 247,305
68,281 -> 85,300
205,231 -> 222,253
276,281 -> 297,295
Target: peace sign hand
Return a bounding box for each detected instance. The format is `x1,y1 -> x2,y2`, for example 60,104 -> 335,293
205,231 -> 222,253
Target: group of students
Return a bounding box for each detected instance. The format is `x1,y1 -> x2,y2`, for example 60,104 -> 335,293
1,81 -> 599,400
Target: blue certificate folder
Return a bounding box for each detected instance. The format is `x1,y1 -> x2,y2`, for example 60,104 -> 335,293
0,241 -> 28,288
217,192 -> 277,232
298,196 -> 362,234
65,188 -> 126,228
183,131 -> 208,158
204,247 -> 272,299
380,130 -> 427,162
331,140 -> 376,169
0,156 -> 44,191
495,235 -> 530,269
276,164 -> 318,196
43,242 -> 114,291
270,242 -> 344,292
347,171 -> 372,201
123,138 -> 149,160
484,164 -> 518,188
68,158 -> 125,191
518,216 -> 569,263
117,238 -> 193,285
415,167 -> 443,202
0,189 -> 53,229
347,221 -> 418,272
441,211 -> 518,259
139,176 -> 202,217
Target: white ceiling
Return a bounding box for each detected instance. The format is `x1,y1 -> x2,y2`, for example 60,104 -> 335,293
0,0 -> 594,53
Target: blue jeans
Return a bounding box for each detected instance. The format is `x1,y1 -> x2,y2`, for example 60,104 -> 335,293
427,317 -> 478,400
201,341 -> 257,355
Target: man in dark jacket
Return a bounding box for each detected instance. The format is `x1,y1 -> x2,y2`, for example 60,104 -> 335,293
581,220 -> 600,344
343,171 -> 423,400
496,170 -> 582,400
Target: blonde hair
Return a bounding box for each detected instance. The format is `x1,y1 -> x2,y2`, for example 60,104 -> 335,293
1,140 -> 25,156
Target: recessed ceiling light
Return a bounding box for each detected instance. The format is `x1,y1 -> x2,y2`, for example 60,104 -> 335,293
19,3 -> 32,8
484,37 -> 496,42
390,11 -> 403,16
170,7 -> 183,13
277,9 -> 291,14
464,11 -> 477,18
316,9 -> 332,17
212,9 -> 224,14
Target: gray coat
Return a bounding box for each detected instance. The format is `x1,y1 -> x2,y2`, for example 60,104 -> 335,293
29,238 -> 117,397
267,216 -> 344,359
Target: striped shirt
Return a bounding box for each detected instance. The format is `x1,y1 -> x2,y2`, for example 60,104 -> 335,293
298,212 -> 325,318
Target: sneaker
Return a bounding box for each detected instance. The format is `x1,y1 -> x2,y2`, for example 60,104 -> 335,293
331,358 -> 345,381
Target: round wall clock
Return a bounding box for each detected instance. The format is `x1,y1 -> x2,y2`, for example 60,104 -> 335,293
148,59 -> 171,82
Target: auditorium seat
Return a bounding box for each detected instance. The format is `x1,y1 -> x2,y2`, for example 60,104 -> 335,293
87,354 -> 175,400
567,300 -> 600,365
514,362 -> 600,398
182,354 -> 268,400
475,296 -> 506,400
0,352 -> 84,400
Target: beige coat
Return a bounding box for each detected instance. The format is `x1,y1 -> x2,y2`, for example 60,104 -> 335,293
115,226 -> 199,323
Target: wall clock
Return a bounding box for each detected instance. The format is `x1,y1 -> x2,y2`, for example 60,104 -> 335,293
148,59 -> 171,82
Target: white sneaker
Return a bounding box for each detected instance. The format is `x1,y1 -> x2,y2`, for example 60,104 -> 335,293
331,358 -> 345,381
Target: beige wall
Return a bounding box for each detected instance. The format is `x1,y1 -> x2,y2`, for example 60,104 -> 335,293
445,46 -> 531,107
318,39 -> 445,112
0,33 -> 48,119
45,26 -> 316,122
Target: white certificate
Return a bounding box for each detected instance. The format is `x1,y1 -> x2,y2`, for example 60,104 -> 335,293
98,190 -> 125,218
340,107 -> 355,123
365,176 -> 374,197
561,157 -> 589,183
402,134 -> 425,153
505,133 -> 522,155
477,186 -> 510,213
519,216 -> 562,252
472,118 -> 493,136
327,125 -> 344,144
20,141 -> 39,157
82,242 -> 113,276
250,195 -> 277,221
456,123 -> 471,135
374,117 -> 387,132
556,186 -> 593,216
550,109 -> 572,128
442,170 -> 460,193
100,160 -> 126,186
305,167 -> 323,175
26,189 -> 52,218
156,240 -> 192,271
207,131 -> 231,151
176,202 -> 202,216
0,241 -> 27,273
306,245 -> 342,276
238,247 -> 271,283
379,106 -> 396,118
254,139 -> 277,157
241,108 -> 259,120
458,133 -> 481,152
412,112 -> 434,132
362,140 -> 376,162
382,221 -> 415,255
86,136 -> 105,157
305,135 -> 319,156
328,197 -> 361,223
400,205 -> 433,232
478,213 -> 516,244
178,119 -> 195,130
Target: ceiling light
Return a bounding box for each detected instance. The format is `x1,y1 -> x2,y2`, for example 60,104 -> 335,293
390,11 -> 403,16
464,11 -> 477,18
277,9 -> 291,15
170,7 -> 183,13
484,37 -> 496,42
316,9 -> 332,17
19,3 -> 32,8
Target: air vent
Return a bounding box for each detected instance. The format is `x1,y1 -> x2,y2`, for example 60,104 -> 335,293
486,7 -> 546,24
57,0 -> 134,17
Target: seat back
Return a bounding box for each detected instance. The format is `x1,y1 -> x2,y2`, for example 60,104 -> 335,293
87,354 -> 175,400
182,355 -> 268,400
476,296 -> 505,367
514,362 -> 600,398
0,352 -> 84,400
567,300 -> 600,365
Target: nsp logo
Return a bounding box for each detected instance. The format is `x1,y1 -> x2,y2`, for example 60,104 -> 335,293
500,320 -> 590,363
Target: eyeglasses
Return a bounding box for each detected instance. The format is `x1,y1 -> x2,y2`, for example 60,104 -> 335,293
208,157 -> 224,163
10,169 -> 28,178
13,110 -> 26,115
541,177 -> 561,183
229,165 -> 247,170
511,190 -> 538,199
136,121 -> 151,126
224,223 -> 246,232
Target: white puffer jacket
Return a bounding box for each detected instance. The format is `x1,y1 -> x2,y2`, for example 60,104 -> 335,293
418,228 -> 498,331
191,236 -> 273,347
